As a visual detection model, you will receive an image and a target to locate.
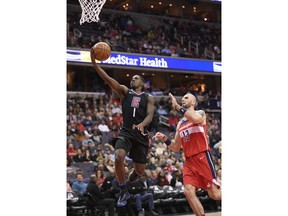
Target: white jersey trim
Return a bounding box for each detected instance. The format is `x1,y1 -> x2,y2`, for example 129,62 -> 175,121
179,125 -> 204,138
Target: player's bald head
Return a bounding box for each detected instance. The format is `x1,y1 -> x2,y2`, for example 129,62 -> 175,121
182,93 -> 197,108
187,93 -> 196,101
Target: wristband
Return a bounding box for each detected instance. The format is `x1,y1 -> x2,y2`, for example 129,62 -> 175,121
179,107 -> 187,115
164,137 -> 172,146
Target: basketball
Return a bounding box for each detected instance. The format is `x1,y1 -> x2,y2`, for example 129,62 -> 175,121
92,42 -> 111,61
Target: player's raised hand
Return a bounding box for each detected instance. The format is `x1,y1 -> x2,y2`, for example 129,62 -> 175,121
169,93 -> 181,110
90,47 -> 96,64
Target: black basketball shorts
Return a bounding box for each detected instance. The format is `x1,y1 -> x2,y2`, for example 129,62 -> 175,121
114,127 -> 149,164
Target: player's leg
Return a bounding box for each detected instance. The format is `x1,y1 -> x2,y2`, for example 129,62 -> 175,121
207,183 -> 221,200
128,141 -> 148,182
109,136 -> 126,184
184,184 -> 206,216
201,151 -> 221,200
183,158 -> 206,216
114,138 -> 132,206
114,148 -> 127,184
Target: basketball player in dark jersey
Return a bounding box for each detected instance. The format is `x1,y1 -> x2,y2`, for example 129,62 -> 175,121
90,49 -> 155,207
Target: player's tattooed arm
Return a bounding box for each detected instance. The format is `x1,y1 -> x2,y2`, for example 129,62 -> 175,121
195,110 -> 206,125
196,110 -> 205,117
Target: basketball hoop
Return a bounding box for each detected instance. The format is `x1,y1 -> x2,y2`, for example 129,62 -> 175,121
78,0 -> 106,25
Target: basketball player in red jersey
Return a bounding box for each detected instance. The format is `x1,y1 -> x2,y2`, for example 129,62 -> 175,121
90,49 -> 155,207
154,92 -> 221,216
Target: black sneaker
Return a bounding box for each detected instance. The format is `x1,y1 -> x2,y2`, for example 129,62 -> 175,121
128,170 -> 140,183
117,190 -> 131,207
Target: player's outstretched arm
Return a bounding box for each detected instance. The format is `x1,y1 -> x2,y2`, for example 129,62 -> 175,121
90,48 -> 128,99
142,95 -> 155,127
154,125 -> 182,152
168,129 -> 182,152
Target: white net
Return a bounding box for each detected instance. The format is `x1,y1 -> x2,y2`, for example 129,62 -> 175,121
78,0 -> 106,25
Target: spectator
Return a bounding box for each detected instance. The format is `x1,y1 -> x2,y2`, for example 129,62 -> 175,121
67,111 -> 77,123
95,152 -> 105,164
156,105 -> 168,116
111,101 -> 122,116
82,131 -> 94,147
83,149 -> 93,163
160,45 -> 172,56
76,119 -> 85,132
98,119 -> 110,133
169,106 -> 178,117
86,174 -> 115,216
146,157 -> 157,171
97,108 -> 106,121
73,149 -> 85,162
162,151 -> 170,165
170,169 -> 183,188
79,145 -> 87,154
155,142 -> 165,155
166,158 -> 176,174
127,177 -> 159,216
87,140 -> 96,155
101,170 -> 117,196
82,113 -> 94,130
72,174 -> 87,195
163,167 -> 173,184
91,108 -> 100,122
171,50 -> 179,57
149,146 -> 158,158
168,113 -> 178,132
151,170 -> 158,184
104,147 -> 115,162
104,159 -> 115,173
112,112 -> 123,125
92,128 -> 102,145
67,143 -> 77,160
144,169 -> 156,187
157,171 -> 169,187
95,169 -> 106,187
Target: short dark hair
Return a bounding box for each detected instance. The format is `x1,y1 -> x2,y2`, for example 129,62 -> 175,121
138,75 -> 145,83
138,75 -> 145,91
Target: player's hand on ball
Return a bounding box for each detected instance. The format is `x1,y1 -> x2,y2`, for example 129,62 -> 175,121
92,42 -> 111,61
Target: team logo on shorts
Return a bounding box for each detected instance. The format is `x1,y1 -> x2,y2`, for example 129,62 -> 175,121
131,96 -> 141,108
207,182 -> 211,188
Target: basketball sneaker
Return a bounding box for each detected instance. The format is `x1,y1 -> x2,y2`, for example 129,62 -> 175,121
117,189 -> 131,207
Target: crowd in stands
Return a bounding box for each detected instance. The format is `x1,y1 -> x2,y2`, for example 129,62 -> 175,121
67,92 -> 222,214
67,7 -> 221,60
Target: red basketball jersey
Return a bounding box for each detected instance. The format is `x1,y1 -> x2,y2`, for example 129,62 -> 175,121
177,118 -> 209,157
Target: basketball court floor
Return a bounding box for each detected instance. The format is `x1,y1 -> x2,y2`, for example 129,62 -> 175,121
163,212 -> 221,216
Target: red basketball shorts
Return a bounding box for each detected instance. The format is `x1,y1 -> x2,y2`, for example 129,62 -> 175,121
183,151 -> 220,190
